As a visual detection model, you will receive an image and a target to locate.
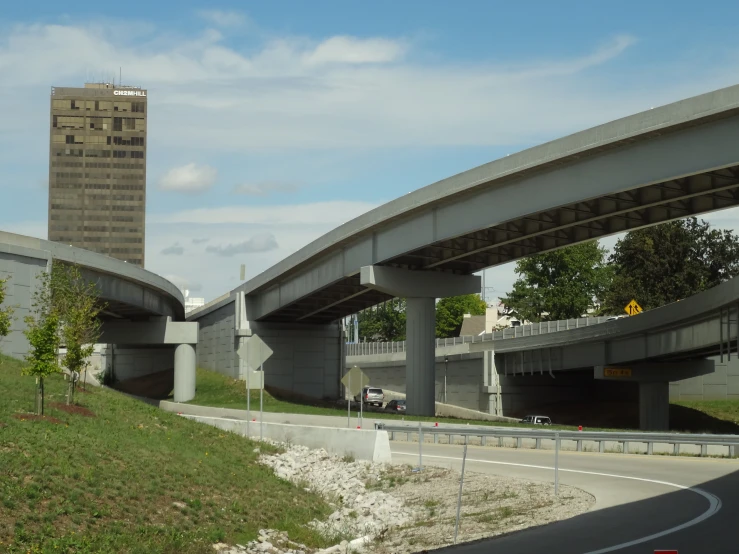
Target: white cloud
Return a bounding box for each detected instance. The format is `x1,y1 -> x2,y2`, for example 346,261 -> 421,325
158,163 -> 217,193
232,181 -> 299,196
205,233 -> 279,257
0,23 -> 687,154
197,10 -> 249,28
303,36 -> 406,65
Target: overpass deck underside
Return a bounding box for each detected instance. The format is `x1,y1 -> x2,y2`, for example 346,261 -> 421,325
264,163 -> 739,324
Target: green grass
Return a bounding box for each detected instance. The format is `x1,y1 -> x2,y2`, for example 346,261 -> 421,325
189,368 -> 583,430
673,400 -> 739,432
0,354 -> 336,554
190,368 -> 739,434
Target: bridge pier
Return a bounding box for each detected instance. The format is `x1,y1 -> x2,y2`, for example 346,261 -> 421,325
99,318 -> 199,401
360,265 -> 481,416
639,381 -> 669,431
406,297 -> 437,415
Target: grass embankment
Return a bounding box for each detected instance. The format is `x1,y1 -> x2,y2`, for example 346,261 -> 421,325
189,368 -> 583,430
191,368 -> 739,434
0,354 -> 336,554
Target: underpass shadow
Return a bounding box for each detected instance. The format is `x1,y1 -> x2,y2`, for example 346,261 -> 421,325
428,466 -> 739,554
669,404 -> 739,434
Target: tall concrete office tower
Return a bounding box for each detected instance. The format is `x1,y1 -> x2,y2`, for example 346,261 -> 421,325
48,83 -> 147,267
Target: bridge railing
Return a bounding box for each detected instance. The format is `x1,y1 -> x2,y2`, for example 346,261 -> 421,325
346,316 -> 613,356
374,422 -> 739,458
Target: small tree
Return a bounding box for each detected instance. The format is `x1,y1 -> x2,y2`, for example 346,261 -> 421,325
23,274 -> 61,416
22,263 -> 103,413
358,299 -> 406,342
49,264 -> 103,405
57,265 -> 102,405
0,277 -> 14,345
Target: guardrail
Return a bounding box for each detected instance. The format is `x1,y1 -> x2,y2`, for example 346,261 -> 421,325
374,422 -> 739,458
346,316 -> 614,356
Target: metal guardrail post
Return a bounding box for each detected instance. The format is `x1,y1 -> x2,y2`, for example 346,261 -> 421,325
516,437 -> 522,449
701,444 -> 707,457
624,441 -> 629,454
554,432 -> 560,496
535,438 -> 541,449
647,442 -> 654,455
481,435 -> 486,447
599,441 -> 605,453
674,443 -> 680,456
576,439 -> 582,452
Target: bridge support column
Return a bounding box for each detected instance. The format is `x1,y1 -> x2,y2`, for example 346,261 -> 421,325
174,343 -> 196,402
360,265 -> 481,417
406,297 -> 437,416
639,381 -> 669,431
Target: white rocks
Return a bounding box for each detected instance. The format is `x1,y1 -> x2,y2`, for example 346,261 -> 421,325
259,445 -> 417,540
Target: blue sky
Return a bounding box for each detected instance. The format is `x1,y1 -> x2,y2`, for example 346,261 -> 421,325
2,1 -> 739,302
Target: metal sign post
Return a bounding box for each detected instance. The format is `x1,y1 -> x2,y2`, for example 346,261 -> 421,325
554,431 -> 560,496
341,366 -> 370,429
347,371 -> 351,427
260,362 -> 264,441
246,363 -> 251,436
237,334 -> 273,440
359,384 -> 363,428
454,435 -> 469,544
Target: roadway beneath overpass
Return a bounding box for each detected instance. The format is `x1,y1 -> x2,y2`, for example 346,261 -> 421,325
190,84 -> 739,420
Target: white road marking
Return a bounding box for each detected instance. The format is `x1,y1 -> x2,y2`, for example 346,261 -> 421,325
392,450 -> 722,554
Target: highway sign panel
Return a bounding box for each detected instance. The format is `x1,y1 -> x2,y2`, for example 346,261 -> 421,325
624,299 -> 643,316
604,367 -> 632,378
237,334 -> 273,371
341,365 -> 370,397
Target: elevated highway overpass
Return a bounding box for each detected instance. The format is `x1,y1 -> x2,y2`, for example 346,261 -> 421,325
347,274 -> 739,429
0,231 -> 198,401
190,84 -> 739,420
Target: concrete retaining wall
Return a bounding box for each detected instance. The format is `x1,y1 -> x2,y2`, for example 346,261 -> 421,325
670,356 -> 739,401
181,414 -> 392,462
111,345 -> 175,382
195,299 -> 238,378
0,245 -> 50,359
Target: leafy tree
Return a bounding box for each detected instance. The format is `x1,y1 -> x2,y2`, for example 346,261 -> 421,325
500,241 -> 611,323
602,218 -> 739,313
435,294 -> 487,338
22,263 -> 104,414
358,299 -> 406,342
0,277 -> 14,345
52,264 -> 103,404
23,273 -> 61,416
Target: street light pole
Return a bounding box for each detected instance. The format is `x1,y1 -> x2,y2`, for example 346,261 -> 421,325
444,355 -> 448,404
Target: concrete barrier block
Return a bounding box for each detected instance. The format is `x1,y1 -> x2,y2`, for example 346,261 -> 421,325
180,415 -> 392,463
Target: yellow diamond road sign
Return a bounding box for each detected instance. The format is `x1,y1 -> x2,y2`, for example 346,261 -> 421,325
624,299 -> 643,317
341,366 -> 370,397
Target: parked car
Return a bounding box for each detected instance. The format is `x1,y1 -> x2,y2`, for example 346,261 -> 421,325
520,415 -> 552,425
385,399 -> 406,413
354,387 -> 385,407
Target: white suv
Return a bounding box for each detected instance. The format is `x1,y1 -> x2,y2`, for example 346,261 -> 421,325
520,415 -> 552,425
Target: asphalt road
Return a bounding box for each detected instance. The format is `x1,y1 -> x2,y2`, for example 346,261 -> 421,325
390,442 -> 739,553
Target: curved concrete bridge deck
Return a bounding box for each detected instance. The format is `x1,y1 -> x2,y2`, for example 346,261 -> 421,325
0,231 -> 198,401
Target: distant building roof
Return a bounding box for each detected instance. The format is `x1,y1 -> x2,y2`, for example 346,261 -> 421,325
459,314 -> 486,337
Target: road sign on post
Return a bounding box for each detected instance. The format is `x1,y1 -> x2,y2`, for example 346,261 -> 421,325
341,366 -> 370,428
237,334 -> 273,439
624,299 -> 643,316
